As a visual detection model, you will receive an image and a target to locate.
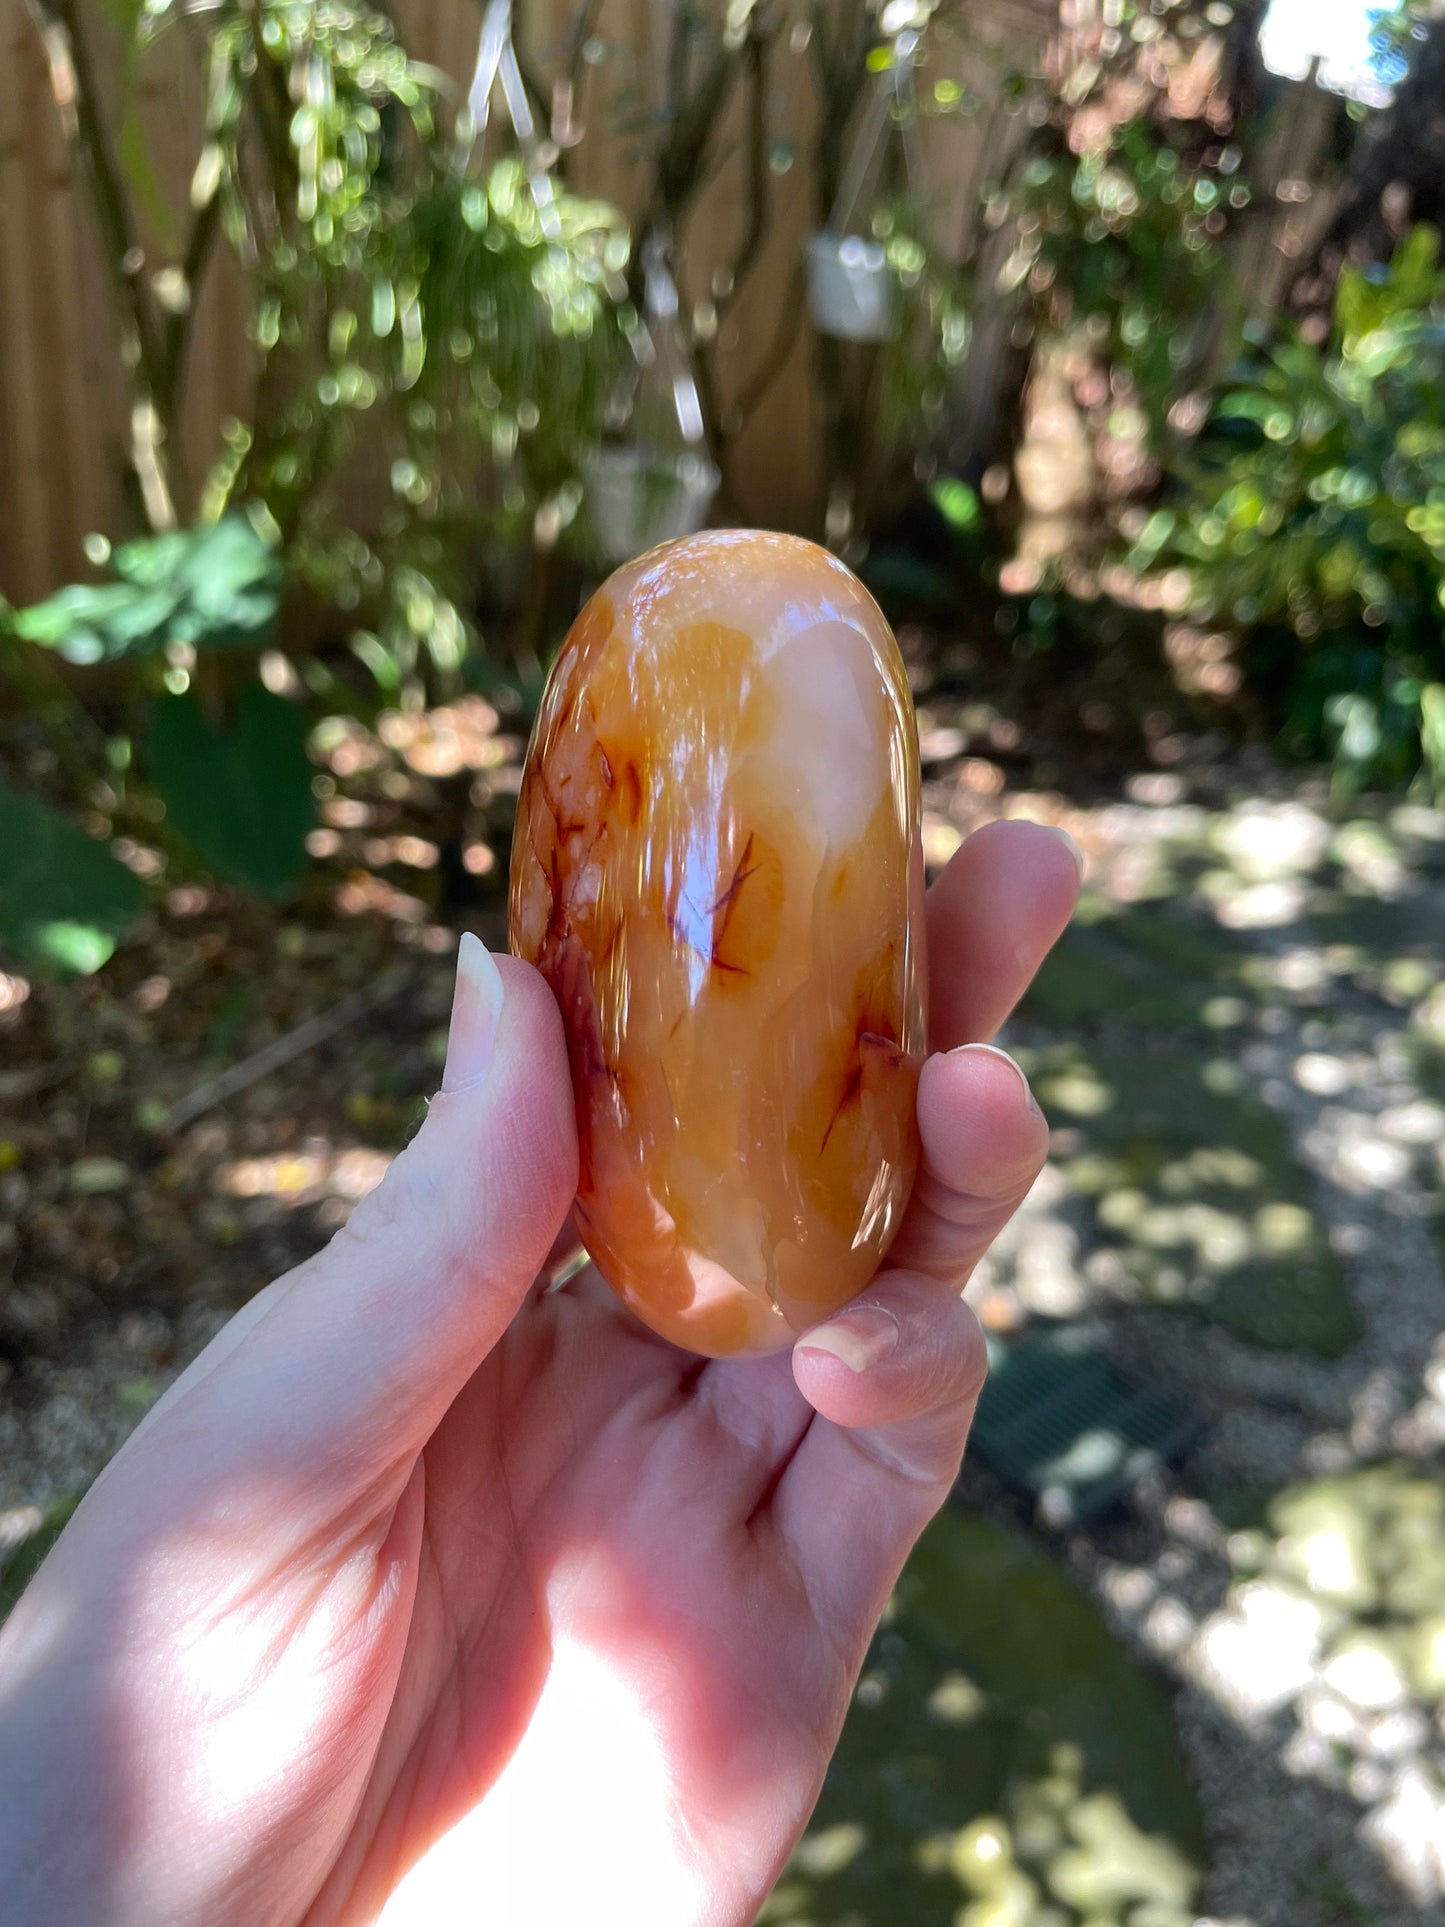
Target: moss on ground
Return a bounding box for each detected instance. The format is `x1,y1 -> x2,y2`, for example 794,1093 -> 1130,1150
1021,899 -> 1254,1036
763,1511 -> 1203,1927
1017,1042 -> 1360,1357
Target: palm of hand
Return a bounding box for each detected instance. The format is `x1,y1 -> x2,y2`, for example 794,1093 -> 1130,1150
311,1277 -> 866,1925
0,822 -> 1077,1927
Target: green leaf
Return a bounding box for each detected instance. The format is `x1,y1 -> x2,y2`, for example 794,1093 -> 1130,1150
9,519 -> 281,664
929,476 -> 982,532
0,779 -> 146,974
151,685 -> 314,899
113,519 -> 283,648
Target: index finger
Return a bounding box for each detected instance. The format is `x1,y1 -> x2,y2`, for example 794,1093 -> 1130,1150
925,819 -> 1082,1049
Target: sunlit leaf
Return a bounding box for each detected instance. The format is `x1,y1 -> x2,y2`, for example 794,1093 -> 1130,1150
10,519 -> 281,663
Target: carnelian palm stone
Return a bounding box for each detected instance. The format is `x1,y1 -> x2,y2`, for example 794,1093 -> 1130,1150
509,530 -> 928,1356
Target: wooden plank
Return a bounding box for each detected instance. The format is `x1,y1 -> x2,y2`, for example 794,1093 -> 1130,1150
17,27 -> 79,593
0,15 -> 53,603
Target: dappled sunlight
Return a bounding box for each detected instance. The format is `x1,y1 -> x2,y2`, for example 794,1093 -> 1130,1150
955,772 -> 1445,1920
1187,1467 -> 1445,1907
1011,1039 -> 1357,1353
762,1513 -> 1203,1927
218,1146 -> 392,1212
2,746 -> 1442,1926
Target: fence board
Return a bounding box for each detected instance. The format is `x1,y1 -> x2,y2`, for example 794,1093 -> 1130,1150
0,0 -> 1054,604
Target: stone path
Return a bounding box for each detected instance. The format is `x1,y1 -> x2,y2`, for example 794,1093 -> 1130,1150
973,779 -> 1445,1926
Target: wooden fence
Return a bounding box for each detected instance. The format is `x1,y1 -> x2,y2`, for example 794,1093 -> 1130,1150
0,3 -> 1338,607
0,0 -> 1060,605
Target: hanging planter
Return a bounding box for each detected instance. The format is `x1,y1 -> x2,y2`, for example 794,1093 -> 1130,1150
465,0 -> 561,236
806,230 -> 898,343
806,22 -> 922,345
585,447 -> 720,565
585,229 -> 719,563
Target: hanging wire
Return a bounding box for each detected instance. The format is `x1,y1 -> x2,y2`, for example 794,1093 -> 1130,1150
466,0 -> 561,238
601,0 -> 710,454
828,22 -> 923,237
643,229 -> 706,446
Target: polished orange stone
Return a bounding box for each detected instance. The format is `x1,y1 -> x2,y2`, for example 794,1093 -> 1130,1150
509,530 -> 927,1356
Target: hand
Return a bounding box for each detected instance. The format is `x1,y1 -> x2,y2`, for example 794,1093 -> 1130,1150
0,819 -> 1079,1927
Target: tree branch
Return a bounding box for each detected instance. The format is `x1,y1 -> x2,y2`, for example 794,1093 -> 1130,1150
732,257 -> 807,421
716,11 -> 773,313
161,191 -> 222,411
26,0 -> 181,528
563,0 -> 603,96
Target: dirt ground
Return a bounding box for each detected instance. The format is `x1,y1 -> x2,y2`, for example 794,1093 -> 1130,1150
4,633 -> 1444,1926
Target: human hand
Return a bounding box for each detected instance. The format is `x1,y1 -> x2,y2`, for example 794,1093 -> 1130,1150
0,819 -> 1079,1927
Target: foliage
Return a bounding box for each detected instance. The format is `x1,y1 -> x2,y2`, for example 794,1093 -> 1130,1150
1003,120 -> 1248,447
1135,226 -> 1445,790
6,520 -> 281,666
1,0 -> 633,971
9,0 -> 1444,987
0,778 -> 148,975
193,2 -> 627,674
150,685 -> 315,900
868,194 -> 973,451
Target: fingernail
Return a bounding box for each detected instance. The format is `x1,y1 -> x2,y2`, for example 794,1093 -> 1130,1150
949,1041 -> 1041,1115
442,933 -> 504,1093
1040,823 -> 1085,880
796,1304 -> 899,1373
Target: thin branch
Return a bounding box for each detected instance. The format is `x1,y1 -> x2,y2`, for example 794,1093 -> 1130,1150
162,964 -> 418,1134
242,0 -> 300,209
650,38 -> 738,235
26,0 -> 183,527
161,191 -> 222,408
27,0 -> 164,387
716,12 -> 773,313
693,3 -> 776,466
563,0 -> 603,95
732,257 -> 806,421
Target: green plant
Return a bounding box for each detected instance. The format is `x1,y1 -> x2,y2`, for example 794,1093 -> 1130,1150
4,1 -> 635,975
150,684 -> 315,900
7,519 -> 282,666
0,779 -> 148,975
191,2 -> 627,676
1003,120 -> 1248,449
1135,225 -> 1445,790
1,520 -> 309,960
26,0 -> 630,688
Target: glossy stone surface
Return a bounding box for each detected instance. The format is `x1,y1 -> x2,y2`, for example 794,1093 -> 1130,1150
509,530 -> 926,1355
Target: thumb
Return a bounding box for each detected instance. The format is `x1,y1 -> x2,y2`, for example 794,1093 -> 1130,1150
142,936 -> 577,1487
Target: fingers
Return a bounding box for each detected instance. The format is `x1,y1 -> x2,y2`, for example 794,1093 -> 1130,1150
790,1271 -> 987,1471
778,1269 -> 988,1629
144,938 -> 578,1493
885,1042 -> 1048,1286
926,819 -> 1081,1049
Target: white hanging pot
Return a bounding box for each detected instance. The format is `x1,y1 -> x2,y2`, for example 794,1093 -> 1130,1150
585,447 -> 720,565
807,230 -> 899,344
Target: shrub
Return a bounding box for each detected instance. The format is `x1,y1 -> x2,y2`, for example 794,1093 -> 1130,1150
1134,226 -> 1445,790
